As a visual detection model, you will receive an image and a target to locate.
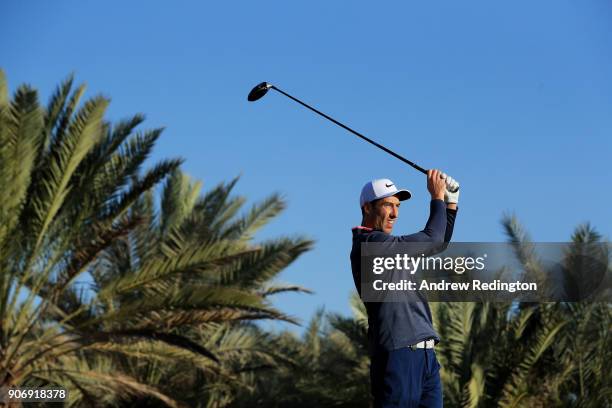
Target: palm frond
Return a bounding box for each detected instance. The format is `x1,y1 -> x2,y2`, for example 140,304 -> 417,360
42,73 -> 74,152
219,193 -> 286,241
0,85 -> 42,236
160,169 -> 202,235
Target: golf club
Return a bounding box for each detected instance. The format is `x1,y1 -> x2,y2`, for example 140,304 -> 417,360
247,81 -> 459,192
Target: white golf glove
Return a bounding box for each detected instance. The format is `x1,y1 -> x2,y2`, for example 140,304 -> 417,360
442,173 -> 460,204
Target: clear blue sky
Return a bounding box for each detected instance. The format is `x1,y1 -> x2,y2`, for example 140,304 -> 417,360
2,1 -> 611,331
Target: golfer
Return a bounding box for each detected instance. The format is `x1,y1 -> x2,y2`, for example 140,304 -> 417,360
350,169 -> 459,408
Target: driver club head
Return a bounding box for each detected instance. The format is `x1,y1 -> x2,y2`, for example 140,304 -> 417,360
247,82 -> 273,102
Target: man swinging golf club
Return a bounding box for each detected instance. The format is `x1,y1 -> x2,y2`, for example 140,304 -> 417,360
247,81 -> 459,405
350,169 -> 459,408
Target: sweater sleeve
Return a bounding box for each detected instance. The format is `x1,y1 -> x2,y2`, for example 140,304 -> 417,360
396,199 -> 447,243
444,208 -> 458,243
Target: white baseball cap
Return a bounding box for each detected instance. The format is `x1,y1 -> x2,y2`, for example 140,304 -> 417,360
360,178 -> 412,207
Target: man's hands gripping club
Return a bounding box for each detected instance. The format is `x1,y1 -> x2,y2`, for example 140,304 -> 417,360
427,169 -> 460,206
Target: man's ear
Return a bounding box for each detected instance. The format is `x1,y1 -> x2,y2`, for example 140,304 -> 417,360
363,202 -> 372,217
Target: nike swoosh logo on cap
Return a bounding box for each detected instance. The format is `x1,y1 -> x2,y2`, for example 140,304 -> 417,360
385,183 -> 394,187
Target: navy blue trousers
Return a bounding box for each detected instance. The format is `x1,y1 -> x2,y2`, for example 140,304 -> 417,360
370,347 -> 442,408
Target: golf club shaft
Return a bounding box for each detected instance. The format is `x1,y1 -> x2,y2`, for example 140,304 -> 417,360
270,85 -> 428,175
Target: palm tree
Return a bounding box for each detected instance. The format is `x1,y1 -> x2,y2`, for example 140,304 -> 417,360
431,216 -> 611,407
100,170 -> 313,407
0,71 -> 314,407
0,70 -> 184,406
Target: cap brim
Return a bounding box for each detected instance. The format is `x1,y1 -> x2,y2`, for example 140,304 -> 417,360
394,189 -> 412,201
377,189 -> 412,202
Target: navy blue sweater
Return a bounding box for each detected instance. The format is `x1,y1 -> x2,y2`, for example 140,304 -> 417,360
350,199 -> 457,354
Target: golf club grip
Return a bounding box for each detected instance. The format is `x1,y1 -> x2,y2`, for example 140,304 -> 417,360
270,86 -> 429,175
